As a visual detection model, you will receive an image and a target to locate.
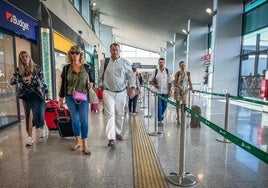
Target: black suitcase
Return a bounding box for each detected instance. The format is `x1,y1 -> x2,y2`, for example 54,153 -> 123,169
190,105 -> 201,128
54,107 -> 74,137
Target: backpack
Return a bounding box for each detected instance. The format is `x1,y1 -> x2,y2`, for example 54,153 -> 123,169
154,68 -> 169,77
153,68 -> 169,84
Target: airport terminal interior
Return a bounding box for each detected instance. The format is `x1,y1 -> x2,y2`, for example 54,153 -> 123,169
0,90 -> 268,187
1,0 -> 268,187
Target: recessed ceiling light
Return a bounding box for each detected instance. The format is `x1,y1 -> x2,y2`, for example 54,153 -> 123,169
206,8 -> 213,15
91,2 -> 96,8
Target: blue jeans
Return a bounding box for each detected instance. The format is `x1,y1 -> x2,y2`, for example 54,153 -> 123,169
128,94 -> 139,112
158,94 -> 168,122
65,95 -> 89,139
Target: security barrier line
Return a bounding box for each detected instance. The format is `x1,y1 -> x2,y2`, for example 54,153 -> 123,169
131,115 -> 168,188
185,108 -> 268,164
151,87 -> 268,164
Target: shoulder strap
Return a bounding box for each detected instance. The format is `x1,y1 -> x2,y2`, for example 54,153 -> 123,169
165,68 -> 169,75
65,64 -> 71,95
84,64 -> 96,84
154,68 -> 158,78
175,71 -> 180,82
104,58 -> 110,73
155,68 -> 169,78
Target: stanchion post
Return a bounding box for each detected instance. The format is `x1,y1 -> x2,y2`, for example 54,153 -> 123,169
179,104 -> 186,175
144,87 -> 152,118
188,90 -> 191,109
216,93 -> 231,143
140,86 -> 147,108
148,92 -> 162,136
167,104 -> 198,186
186,91 -> 191,118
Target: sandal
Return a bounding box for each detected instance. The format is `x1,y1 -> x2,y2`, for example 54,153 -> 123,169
71,144 -> 81,151
82,149 -> 91,155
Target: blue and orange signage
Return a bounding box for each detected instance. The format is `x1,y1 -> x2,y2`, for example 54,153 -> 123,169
0,1 -> 38,41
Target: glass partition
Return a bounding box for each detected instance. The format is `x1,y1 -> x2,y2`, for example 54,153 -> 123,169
0,32 -> 18,128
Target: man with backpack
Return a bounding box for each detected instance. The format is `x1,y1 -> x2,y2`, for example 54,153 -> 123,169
149,57 -> 172,126
98,43 -> 136,147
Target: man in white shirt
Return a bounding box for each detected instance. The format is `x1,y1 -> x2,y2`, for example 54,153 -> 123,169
98,43 -> 136,146
149,58 -> 172,126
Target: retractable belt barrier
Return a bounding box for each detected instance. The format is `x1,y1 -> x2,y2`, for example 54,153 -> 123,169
143,86 -> 268,165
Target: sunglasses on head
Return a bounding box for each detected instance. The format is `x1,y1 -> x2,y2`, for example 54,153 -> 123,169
70,51 -> 80,55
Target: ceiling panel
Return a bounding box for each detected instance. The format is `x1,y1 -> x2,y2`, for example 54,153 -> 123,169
94,0 -> 246,53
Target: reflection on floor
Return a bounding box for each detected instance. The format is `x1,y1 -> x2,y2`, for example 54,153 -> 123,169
0,93 -> 268,188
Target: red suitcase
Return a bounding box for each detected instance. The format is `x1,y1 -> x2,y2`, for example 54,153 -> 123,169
96,88 -> 103,99
54,107 -> 74,137
45,100 -> 59,130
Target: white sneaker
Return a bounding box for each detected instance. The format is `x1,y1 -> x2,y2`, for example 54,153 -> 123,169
40,127 -> 47,138
26,137 -> 34,146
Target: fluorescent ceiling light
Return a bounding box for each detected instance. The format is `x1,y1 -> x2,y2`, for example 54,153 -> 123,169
182,29 -> 188,35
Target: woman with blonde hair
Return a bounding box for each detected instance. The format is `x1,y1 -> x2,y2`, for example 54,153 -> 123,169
10,51 -> 48,146
59,45 -> 94,155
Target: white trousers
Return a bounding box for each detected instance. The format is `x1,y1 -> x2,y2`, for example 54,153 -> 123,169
103,90 -> 127,140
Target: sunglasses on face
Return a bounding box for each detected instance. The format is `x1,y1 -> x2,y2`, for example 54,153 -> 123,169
70,51 -> 80,55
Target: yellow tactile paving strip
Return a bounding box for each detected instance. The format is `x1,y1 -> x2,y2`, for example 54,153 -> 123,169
131,115 -> 168,188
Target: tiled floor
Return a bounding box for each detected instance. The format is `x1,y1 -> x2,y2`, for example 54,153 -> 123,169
0,92 -> 268,188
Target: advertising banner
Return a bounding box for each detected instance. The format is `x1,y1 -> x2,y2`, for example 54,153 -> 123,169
0,1 -> 37,41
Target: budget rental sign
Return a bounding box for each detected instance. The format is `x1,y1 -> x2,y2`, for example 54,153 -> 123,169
0,1 -> 37,41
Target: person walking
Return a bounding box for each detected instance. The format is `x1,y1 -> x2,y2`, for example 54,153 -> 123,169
10,51 -> 48,146
149,58 -> 172,126
98,43 -> 136,147
128,68 -> 140,115
59,45 -> 94,155
138,72 -> 143,86
174,61 -> 194,124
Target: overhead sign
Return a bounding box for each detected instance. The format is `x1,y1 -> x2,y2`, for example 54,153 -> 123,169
204,54 -> 211,61
140,65 -> 157,69
132,62 -> 141,68
0,1 -> 38,41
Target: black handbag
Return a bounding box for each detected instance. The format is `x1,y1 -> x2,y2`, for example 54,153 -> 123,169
18,86 -> 34,99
